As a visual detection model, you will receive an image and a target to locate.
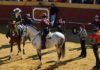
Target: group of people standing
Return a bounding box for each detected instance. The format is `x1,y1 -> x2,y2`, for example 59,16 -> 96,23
77,15 -> 100,70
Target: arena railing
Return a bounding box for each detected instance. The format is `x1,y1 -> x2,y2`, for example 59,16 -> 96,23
0,0 -> 99,5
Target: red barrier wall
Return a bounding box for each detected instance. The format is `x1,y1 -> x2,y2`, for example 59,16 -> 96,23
0,5 -> 100,26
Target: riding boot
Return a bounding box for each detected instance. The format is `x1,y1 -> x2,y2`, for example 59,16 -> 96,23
6,29 -> 10,38
41,34 -> 46,49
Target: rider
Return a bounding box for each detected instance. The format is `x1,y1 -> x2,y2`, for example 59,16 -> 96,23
6,8 -> 23,38
40,13 -> 49,49
12,8 -> 22,25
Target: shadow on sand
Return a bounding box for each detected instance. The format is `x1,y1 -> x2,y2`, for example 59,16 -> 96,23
0,44 -> 10,50
27,49 -> 56,60
43,56 -> 84,70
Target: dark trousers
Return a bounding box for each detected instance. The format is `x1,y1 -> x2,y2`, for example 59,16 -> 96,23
57,25 -> 63,33
80,39 -> 86,57
41,27 -> 49,49
92,44 -> 100,67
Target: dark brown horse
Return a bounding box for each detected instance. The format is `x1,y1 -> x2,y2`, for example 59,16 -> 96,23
6,23 -> 25,59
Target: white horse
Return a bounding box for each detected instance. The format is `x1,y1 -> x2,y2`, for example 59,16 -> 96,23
22,25 -> 66,69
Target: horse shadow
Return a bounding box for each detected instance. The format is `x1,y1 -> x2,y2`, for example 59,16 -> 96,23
0,55 -> 22,65
0,55 -> 10,65
0,44 -> 10,50
27,49 -> 56,60
43,56 -> 84,70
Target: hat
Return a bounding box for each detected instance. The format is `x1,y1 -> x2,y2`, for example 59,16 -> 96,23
13,8 -> 22,13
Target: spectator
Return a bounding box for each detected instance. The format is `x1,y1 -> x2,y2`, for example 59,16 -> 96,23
88,29 -> 100,70
50,3 -> 59,27
91,15 -> 100,30
57,17 -> 65,33
78,24 -> 87,58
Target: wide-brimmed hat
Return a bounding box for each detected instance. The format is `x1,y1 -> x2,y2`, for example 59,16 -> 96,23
13,8 -> 22,13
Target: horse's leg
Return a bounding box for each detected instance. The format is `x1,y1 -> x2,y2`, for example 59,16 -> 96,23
16,42 -> 21,55
23,41 -> 25,55
36,49 -> 42,69
17,50 -> 20,55
9,43 -> 13,60
17,42 -> 23,59
56,45 -> 61,64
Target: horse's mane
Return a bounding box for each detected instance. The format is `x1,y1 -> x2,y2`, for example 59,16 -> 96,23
27,25 -> 39,34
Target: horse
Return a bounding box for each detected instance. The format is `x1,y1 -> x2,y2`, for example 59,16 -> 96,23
6,23 -> 26,59
22,25 -> 66,69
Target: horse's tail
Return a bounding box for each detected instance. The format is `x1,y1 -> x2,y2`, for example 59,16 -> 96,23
61,41 -> 65,58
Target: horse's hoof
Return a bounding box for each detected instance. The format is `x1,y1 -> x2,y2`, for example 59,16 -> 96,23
9,55 -> 12,60
35,63 -> 42,70
21,57 -> 24,60
35,65 -> 41,70
16,53 -> 19,56
56,61 -> 60,66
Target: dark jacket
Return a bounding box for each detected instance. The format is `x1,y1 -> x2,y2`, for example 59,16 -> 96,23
92,20 -> 100,29
11,13 -> 22,22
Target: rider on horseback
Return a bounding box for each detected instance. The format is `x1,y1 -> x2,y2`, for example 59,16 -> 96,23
6,8 -> 23,38
40,13 -> 49,49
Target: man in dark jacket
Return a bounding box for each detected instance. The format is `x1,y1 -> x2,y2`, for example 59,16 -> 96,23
50,3 -> 59,27
92,15 -> 100,30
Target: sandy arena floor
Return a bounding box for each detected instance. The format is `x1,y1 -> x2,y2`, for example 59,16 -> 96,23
0,26 -> 99,70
